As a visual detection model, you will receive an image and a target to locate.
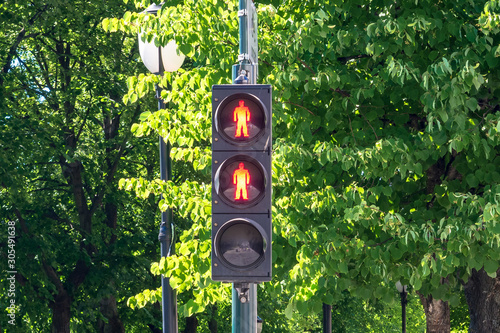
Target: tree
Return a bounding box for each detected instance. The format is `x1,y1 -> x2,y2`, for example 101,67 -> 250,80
111,0 -> 500,332
0,0 -> 163,331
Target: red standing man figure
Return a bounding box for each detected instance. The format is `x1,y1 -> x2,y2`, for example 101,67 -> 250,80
234,100 -> 250,138
233,162 -> 250,200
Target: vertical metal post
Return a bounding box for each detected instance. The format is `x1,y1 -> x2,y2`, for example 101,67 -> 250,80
322,303 -> 332,333
401,291 -> 407,333
232,0 -> 258,332
157,87 -> 178,333
239,0 -> 247,60
232,284 -> 257,333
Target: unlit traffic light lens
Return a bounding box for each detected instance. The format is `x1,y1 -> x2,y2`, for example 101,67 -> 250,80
217,220 -> 265,268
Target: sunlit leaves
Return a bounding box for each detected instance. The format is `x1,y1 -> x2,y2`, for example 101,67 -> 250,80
108,0 -> 500,324
118,177 -> 210,220
262,0 -> 500,318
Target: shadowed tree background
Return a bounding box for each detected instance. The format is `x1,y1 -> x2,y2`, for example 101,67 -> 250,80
2,0 -> 500,332
1,0 -> 165,331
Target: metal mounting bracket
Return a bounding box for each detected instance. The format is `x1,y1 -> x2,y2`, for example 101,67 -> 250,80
238,53 -> 250,62
234,283 -> 251,303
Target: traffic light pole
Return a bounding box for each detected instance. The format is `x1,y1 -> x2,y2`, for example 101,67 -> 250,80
232,0 -> 258,332
233,283 -> 257,332
157,87 -> 178,333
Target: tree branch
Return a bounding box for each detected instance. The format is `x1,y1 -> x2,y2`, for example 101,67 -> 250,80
283,101 -> 316,116
337,54 -> 370,64
297,57 -> 315,75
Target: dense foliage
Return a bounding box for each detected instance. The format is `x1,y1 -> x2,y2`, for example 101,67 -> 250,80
2,0 -> 500,331
112,0 -> 500,331
1,0 -> 164,331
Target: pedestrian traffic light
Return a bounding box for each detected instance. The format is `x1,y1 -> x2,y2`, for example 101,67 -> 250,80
211,84 -> 272,282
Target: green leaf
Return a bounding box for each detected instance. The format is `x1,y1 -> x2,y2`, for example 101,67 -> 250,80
466,98 -> 478,111
102,18 -> 110,31
466,174 -> 479,188
413,276 -> 422,290
421,260 -> 431,277
338,262 -> 348,274
484,260 -> 498,278
139,111 -> 151,122
283,303 -> 293,319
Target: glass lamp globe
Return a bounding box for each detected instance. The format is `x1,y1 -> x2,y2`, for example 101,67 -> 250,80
138,3 -> 185,74
396,281 -> 408,293
138,35 -> 185,74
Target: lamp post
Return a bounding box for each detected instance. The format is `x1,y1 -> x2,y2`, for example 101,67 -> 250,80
396,281 -> 408,333
322,303 -> 332,333
138,4 -> 185,333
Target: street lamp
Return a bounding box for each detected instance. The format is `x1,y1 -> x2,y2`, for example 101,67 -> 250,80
139,39 -> 185,74
138,3 -> 185,333
396,281 -> 408,333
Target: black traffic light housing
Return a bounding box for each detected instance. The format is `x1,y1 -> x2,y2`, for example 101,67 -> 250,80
211,84 -> 272,283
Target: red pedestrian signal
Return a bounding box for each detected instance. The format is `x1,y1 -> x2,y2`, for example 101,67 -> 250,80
214,156 -> 266,208
214,93 -> 267,149
234,101 -> 251,138
233,162 -> 250,200
211,84 -> 272,283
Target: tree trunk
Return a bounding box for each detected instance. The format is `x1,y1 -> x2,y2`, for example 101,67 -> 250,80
97,296 -> 125,333
183,315 -> 198,333
209,304 -> 218,333
418,292 -> 450,333
464,268 -> 500,333
50,289 -> 71,333
420,158 -> 453,333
